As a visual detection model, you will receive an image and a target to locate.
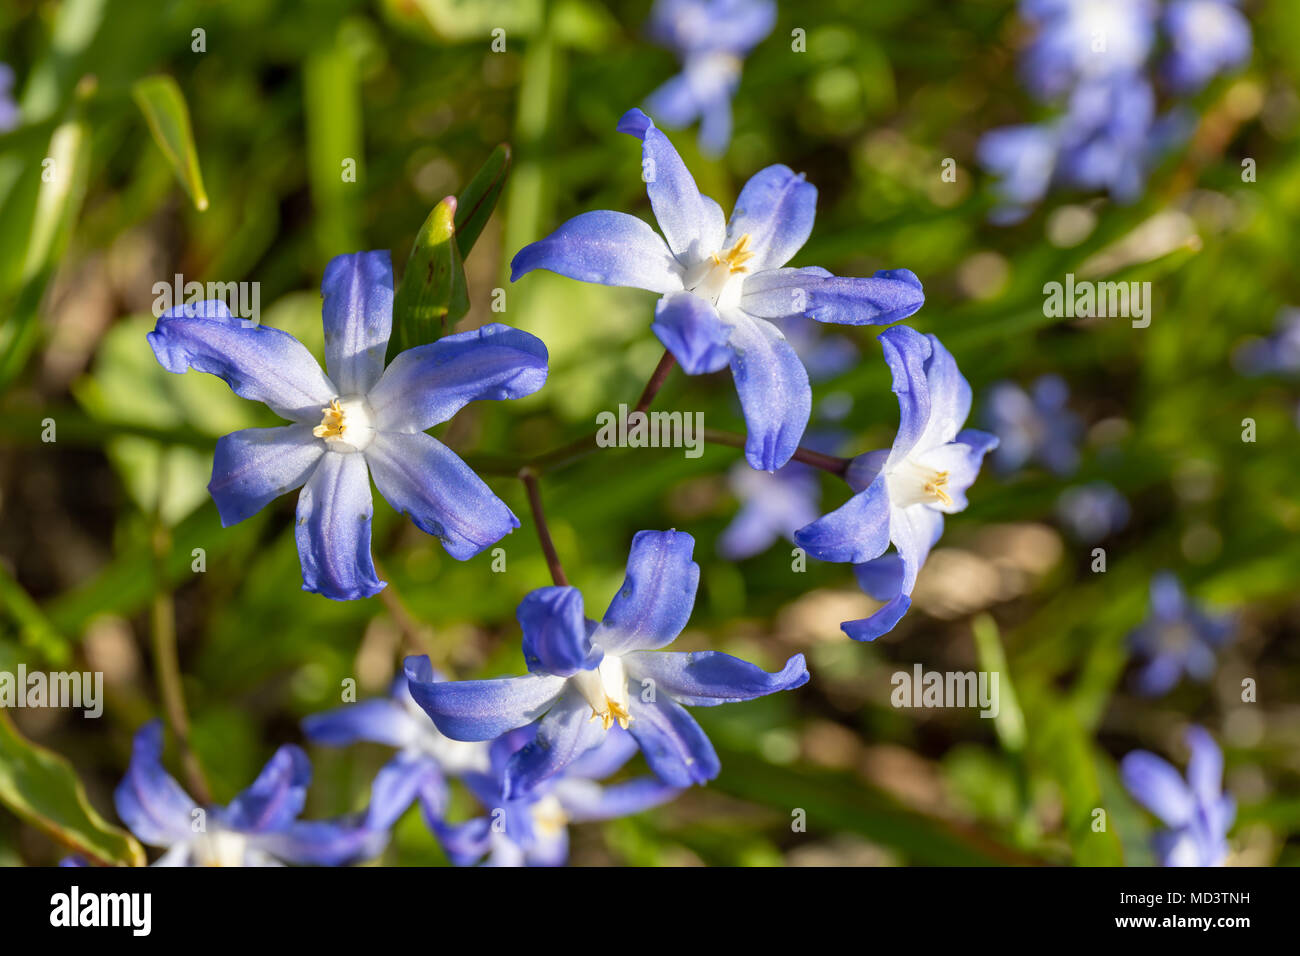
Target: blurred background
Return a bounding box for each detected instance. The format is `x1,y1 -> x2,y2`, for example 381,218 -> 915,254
1,0 -> 1298,866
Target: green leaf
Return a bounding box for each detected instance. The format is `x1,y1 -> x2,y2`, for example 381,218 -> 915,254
455,143 -> 512,258
0,711 -> 145,866
132,75 -> 209,212
971,613 -> 1026,753
388,196 -> 469,358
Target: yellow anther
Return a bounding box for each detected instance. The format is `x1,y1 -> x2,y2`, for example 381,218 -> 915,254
588,698 -> 633,731
313,398 -> 345,439
710,233 -> 756,274
923,471 -> 953,507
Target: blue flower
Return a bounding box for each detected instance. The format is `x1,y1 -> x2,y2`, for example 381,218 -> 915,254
510,108 -> 925,472
984,374 -> 1083,476
1128,572 -> 1235,696
794,327 -> 997,641
1162,0 -> 1252,94
432,726 -> 682,866
977,124 -> 1061,222
1121,726 -> 1235,866
405,530 -> 809,795
114,720 -> 385,866
1056,481 -> 1130,542
148,251 -> 548,600
1019,0 -> 1159,101
718,457 -> 821,560
644,0 -> 776,155
0,64 -> 19,133
302,659 -> 492,826
1234,308 -> 1300,376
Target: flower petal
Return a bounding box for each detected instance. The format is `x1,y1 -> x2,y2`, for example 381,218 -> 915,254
1185,726 -> 1224,806
257,820 -> 388,866
725,165 -> 817,272
295,451 -> 383,600
793,473 -> 891,564
430,816 -> 493,866
301,698 -> 420,749
728,312 -> 811,471
223,745 -> 311,833
366,751 -> 445,829
503,690 -> 607,799
652,291 -> 733,374
365,431 -> 518,560
841,504 -> 943,641
404,664 -> 566,742
1121,751 -> 1195,828
878,325 -> 933,463
509,210 -> 684,293
618,108 -> 726,262
595,530 -> 699,654
367,323 -> 548,433
565,726 -> 640,779
320,251 -> 394,395
147,300 -> 336,422
208,424 -> 323,527
741,267 -> 925,326
112,720 -> 197,848
626,694 -> 720,787
622,650 -> 808,706
555,776 -> 684,822
519,586 -> 602,677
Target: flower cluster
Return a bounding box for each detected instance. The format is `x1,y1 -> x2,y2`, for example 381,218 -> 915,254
979,0 -> 1251,220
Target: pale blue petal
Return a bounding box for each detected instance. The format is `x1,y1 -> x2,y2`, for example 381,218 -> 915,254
321,250 -> 394,395
725,165 -> 817,272
595,530 -> 699,654
404,664 -> 566,742
208,424 -> 323,527
519,586 -> 601,677
510,210 -> 684,293
295,451 -> 383,601
727,312 -> 811,471
621,650 -> 808,706
652,291 -> 733,374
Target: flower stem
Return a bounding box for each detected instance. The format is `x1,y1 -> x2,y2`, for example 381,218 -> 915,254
701,428 -> 851,476
519,466 -> 569,586
633,350 -> 676,414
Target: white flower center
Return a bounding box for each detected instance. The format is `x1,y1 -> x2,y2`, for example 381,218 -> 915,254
190,828 -> 248,867
886,456 -> 953,510
313,395 -> 375,453
684,233 -> 755,312
570,654 -> 632,731
530,795 -> 569,839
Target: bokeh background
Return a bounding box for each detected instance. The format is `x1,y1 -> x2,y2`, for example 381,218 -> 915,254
1,0 -> 1298,866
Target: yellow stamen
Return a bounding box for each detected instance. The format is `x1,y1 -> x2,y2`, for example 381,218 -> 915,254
313,398 -> 345,439
588,698 -> 632,731
710,233 -> 756,274
923,471 -> 953,507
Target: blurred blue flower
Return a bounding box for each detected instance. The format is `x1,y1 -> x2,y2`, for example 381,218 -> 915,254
0,64 -> 19,132
405,530 -> 809,795
718,457 -> 821,560
1162,0 -> 1252,93
1019,0 -> 1159,101
511,107 -> 925,471
1128,572 -> 1235,696
977,123 -> 1061,222
1056,481 -> 1130,542
1233,307 -> 1300,376
645,0 -> 776,155
432,726 -> 682,866
1121,726 -> 1235,866
115,720 -> 384,866
148,251 -> 548,600
984,374 -> 1083,476
302,660 -> 491,825
795,327 -> 998,640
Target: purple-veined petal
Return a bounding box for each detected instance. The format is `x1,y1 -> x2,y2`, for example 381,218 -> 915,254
1121,751 -> 1195,828
365,431 -> 518,561
404,663 -> 566,742
741,267 -> 925,326
595,530 -> 699,654
878,325 -> 933,464
431,816 -> 493,866
321,250 -> 394,396
222,744 -> 311,834
367,323 -> 548,433
728,312 -> 811,471
503,690 -> 607,799
793,473 -> 891,564
841,594 -> 912,643
509,210 -> 684,293
622,650 -> 808,707
725,165 -> 817,272
840,504 -> 943,641
555,776 -> 685,822
617,108 -> 727,262
626,694 -> 720,786
301,698 -> 420,749
519,587 -> 602,677
912,334 -> 973,452
854,552 -> 904,601
147,300 -> 336,423
366,751 -> 446,829
112,720 -> 197,848
295,451 -> 383,600
565,726 -> 640,779
208,424 -> 323,527
652,291 -> 733,374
